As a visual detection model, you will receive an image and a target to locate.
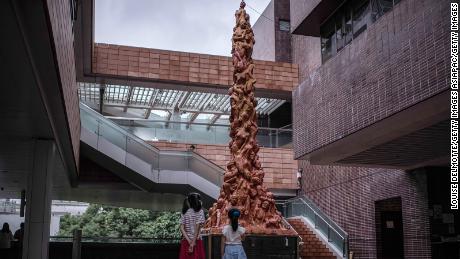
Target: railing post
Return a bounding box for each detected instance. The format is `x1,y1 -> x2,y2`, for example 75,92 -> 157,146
125,136 -> 128,164
276,129 -> 279,147
72,229 -> 82,259
327,227 -> 331,242
314,214 -> 317,228
96,120 -> 100,149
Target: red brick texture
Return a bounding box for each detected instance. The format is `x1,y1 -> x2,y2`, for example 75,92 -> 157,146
92,43 -> 299,92
299,161 -> 431,259
292,0 -> 450,158
147,141 -> 298,190
288,218 -> 337,259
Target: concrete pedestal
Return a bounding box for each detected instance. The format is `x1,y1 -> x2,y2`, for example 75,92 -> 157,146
203,234 -> 299,259
22,140 -> 55,259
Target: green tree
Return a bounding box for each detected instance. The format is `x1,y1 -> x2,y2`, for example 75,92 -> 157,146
57,204 -> 181,239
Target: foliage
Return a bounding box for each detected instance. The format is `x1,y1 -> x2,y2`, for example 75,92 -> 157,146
57,204 -> 181,239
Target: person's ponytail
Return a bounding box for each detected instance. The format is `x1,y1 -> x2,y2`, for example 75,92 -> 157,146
231,215 -> 238,231
228,208 -> 241,232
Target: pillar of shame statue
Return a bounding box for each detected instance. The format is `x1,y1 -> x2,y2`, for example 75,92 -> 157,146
205,1 -> 294,236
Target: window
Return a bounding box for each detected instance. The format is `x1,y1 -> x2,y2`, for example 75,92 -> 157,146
336,15 -> 345,51
319,0 -> 402,63
352,0 -> 371,38
279,20 -> 290,31
320,19 -> 336,63
373,0 -> 400,20
344,9 -> 353,45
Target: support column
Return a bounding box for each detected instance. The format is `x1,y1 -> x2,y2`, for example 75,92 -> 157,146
22,140 -> 55,259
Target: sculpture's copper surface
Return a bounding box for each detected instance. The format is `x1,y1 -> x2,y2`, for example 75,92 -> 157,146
205,1 -> 293,235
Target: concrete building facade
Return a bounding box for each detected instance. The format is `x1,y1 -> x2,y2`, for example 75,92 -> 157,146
253,0 -> 292,63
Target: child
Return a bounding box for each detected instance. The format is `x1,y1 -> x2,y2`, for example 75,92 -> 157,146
179,193 -> 205,259
221,208 -> 247,259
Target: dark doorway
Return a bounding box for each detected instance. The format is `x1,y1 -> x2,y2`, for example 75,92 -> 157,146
375,197 -> 404,259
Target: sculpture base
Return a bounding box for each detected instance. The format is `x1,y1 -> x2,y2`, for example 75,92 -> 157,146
203,234 -> 299,259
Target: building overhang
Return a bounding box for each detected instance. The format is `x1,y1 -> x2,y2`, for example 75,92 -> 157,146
292,0 -> 345,37
298,90 -> 450,170
0,0 -> 80,190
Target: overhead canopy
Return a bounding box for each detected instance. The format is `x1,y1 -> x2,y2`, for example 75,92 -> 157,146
78,82 -> 286,125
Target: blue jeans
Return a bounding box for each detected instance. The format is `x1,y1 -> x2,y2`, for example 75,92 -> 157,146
223,244 -> 247,259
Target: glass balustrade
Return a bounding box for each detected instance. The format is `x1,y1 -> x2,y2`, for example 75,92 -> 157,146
282,196 -> 349,258
109,118 -> 292,148
80,103 -> 224,187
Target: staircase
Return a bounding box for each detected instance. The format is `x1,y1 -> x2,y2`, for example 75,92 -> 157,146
283,196 -> 348,259
79,103 -> 224,205
288,218 -> 338,259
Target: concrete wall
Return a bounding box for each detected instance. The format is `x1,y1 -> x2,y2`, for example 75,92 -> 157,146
93,43 -> 299,92
253,1 -> 275,61
290,0 -> 321,31
148,141 -> 298,190
293,0 -> 450,158
253,0 -> 292,63
274,0 -> 292,63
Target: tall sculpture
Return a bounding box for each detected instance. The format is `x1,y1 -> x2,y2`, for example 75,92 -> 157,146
205,1 -> 291,235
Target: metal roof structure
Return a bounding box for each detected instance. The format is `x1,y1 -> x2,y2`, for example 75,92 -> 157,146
78,82 -> 286,125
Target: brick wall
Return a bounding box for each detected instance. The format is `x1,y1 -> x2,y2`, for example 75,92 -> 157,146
292,35 -> 321,81
46,0 -> 80,169
92,43 -> 299,92
292,0 -> 450,158
147,141 -> 298,190
299,161 -> 431,259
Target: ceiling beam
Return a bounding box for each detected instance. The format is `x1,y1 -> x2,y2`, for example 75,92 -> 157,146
103,102 -> 230,115
144,89 -> 160,119
165,90 -> 178,108
99,83 -> 106,114
164,111 -> 172,128
177,92 -> 191,110
207,114 -> 221,130
215,95 -> 229,111
266,100 -> 285,115
187,112 -> 200,128
123,86 -> 134,112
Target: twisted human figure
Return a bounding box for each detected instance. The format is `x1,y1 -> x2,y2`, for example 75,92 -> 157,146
204,1 -> 292,235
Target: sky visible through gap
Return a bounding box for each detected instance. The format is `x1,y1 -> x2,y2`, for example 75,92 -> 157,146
95,0 -> 271,56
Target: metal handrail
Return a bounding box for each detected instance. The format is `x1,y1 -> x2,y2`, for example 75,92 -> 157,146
80,103 -> 160,153
298,196 -> 347,238
279,123 -> 292,130
49,236 -> 181,243
283,195 -> 349,258
80,102 -> 225,189
106,116 -> 293,132
83,103 -> 292,148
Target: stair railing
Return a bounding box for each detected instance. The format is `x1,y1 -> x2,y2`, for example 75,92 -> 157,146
80,102 -> 224,189
282,195 -> 349,258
